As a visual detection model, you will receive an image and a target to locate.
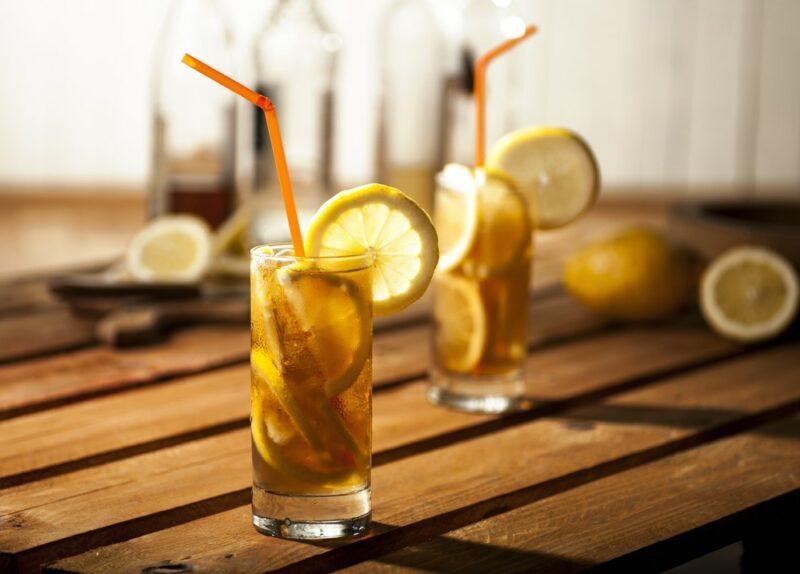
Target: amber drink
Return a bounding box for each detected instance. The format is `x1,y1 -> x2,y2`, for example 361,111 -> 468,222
429,167 -> 532,413
250,246 -> 372,539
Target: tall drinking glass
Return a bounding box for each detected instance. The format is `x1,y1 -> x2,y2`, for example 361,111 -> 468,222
250,245 -> 372,539
429,167 -> 532,413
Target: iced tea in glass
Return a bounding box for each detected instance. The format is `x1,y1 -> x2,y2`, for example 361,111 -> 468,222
429,167 -> 532,413
250,245 -> 372,539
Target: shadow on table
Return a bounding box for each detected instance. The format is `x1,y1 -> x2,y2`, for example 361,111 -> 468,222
367,530 -> 593,573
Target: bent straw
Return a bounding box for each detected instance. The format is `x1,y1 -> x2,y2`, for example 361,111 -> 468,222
474,24 -> 538,167
182,54 -> 305,256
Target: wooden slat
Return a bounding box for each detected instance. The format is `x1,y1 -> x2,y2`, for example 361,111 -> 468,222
344,415 -> 800,573
12,343 -> 798,574
0,309 -> 95,364
0,322 -> 735,486
0,325 -> 249,418
0,290 -> 601,419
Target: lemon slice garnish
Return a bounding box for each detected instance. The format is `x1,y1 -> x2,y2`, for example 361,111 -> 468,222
700,246 -> 799,342
433,273 -> 486,373
304,184 -> 439,316
435,164 -> 479,272
126,215 -> 212,283
487,126 -> 599,230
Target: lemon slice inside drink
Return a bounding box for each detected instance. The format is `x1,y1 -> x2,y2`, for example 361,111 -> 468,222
435,166 -> 530,277
250,357 -> 361,487
278,266 -> 371,398
435,164 -> 479,272
126,215 -> 212,282
700,246 -> 799,342
251,347 -> 366,471
304,183 -> 439,315
486,126 -> 599,230
468,168 -> 531,276
434,273 -> 486,372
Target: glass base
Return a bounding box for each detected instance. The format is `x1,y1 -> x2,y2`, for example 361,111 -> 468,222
428,368 -> 527,414
252,485 -> 370,540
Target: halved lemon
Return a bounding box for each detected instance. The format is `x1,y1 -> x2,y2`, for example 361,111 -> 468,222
278,267 -> 371,397
435,164 -> 479,271
304,184 -> 439,315
486,126 -> 600,230
700,246 -> 798,342
433,273 -> 486,373
126,215 -> 212,283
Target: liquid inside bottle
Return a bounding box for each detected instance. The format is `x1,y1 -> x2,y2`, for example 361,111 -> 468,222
150,0 -> 237,228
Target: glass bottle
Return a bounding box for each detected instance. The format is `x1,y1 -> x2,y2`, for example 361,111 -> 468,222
377,0 -> 447,215
444,0 -> 526,166
150,0 -> 237,229
251,0 -> 341,244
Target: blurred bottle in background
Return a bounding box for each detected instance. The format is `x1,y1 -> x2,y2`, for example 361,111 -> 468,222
150,0 -> 237,229
251,0 -> 341,244
444,0 -> 526,166
377,0 -> 447,215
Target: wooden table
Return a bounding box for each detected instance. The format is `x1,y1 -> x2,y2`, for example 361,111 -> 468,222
0,202 -> 798,574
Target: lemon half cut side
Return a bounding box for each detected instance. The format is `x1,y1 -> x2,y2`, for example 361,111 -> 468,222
126,215 -> 213,283
700,246 -> 799,342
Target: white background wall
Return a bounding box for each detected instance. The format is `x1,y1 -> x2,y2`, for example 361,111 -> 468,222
1,0 -> 799,197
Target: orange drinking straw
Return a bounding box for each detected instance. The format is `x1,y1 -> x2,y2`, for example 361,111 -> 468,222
182,54 -> 305,256
474,24 -> 538,167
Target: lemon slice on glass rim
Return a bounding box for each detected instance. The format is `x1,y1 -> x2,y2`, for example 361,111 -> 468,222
487,126 -> 600,230
126,215 -> 212,283
700,246 -> 799,342
304,183 -> 439,316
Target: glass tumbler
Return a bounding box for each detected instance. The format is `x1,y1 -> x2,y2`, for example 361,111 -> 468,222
429,167 -> 532,413
250,245 -> 372,539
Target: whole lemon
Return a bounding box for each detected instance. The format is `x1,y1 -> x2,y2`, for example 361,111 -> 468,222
564,228 -> 696,321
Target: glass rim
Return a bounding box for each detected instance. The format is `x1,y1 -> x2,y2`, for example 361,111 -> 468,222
250,243 -> 373,266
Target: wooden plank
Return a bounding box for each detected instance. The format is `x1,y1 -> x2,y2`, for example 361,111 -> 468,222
0,321 -> 735,486
40,343 -> 800,574
0,325 -> 249,419
344,415 -> 800,573
0,309 -> 95,364
0,290 -> 602,419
